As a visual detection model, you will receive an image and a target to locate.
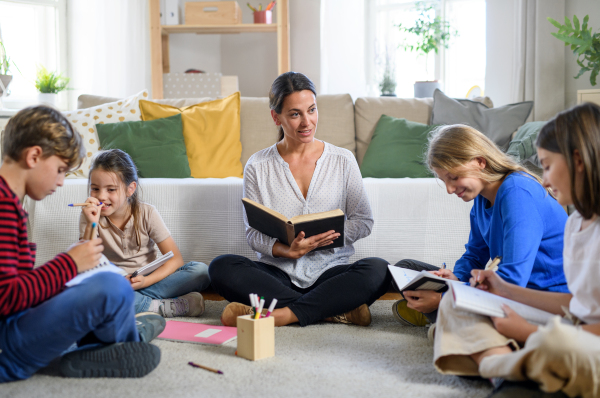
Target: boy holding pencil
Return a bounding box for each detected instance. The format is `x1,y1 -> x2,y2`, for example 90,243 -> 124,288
0,106 -> 164,382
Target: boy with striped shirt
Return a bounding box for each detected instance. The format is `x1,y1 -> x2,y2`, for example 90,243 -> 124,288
0,106 -> 163,382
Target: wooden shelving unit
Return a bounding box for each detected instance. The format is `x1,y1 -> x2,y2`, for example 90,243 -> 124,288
149,0 -> 290,99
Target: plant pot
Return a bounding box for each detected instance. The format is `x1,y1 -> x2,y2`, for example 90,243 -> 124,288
414,81 -> 440,98
380,93 -> 397,97
38,93 -> 58,108
0,74 -> 12,96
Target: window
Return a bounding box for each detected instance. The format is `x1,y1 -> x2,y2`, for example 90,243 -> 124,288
0,0 -> 66,106
368,0 -> 486,98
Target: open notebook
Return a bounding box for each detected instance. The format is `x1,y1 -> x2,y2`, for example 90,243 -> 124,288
388,264 -> 462,293
156,321 -> 237,345
131,251 -> 174,278
449,282 -> 567,326
66,254 -> 126,287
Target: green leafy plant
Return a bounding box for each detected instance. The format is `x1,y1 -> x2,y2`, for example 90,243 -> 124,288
380,60 -> 397,96
0,41 -> 11,75
548,15 -> 600,86
397,1 -> 457,59
35,65 -> 70,93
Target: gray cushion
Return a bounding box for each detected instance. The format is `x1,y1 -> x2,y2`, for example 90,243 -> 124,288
431,89 -> 533,150
506,121 -> 546,174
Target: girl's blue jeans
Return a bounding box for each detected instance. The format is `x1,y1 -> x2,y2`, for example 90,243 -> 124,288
0,272 -> 139,382
134,261 -> 210,313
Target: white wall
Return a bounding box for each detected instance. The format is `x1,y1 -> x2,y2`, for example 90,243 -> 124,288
564,0 -> 600,108
169,0 -> 321,97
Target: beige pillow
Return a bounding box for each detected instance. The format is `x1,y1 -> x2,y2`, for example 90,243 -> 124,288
65,90 -> 149,178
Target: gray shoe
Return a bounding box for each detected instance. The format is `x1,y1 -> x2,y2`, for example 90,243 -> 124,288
59,342 -> 160,378
136,312 -> 166,342
158,292 -> 205,318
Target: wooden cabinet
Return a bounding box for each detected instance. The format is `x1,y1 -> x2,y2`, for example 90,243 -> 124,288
577,89 -> 600,106
149,0 -> 290,99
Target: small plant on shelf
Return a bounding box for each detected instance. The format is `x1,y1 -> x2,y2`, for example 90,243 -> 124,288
35,65 -> 70,94
548,15 -> 600,86
380,60 -> 397,96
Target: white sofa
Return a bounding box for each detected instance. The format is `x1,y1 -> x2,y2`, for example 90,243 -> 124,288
27,94 -> 474,274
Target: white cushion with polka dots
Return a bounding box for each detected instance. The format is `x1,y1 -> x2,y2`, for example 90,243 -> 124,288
64,90 -> 149,178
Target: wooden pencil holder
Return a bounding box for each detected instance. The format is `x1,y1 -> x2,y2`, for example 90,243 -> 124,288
236,315 -> 275,361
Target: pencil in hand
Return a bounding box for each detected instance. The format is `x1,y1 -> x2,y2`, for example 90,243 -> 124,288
68,202 -> 103,207
473,256 -> 502,288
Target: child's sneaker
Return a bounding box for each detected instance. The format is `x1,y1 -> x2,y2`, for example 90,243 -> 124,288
154,292 -> 205,318
59,342 -> 160,378
135,312 -> 166,342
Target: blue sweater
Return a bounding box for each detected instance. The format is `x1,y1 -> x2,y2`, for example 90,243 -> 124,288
453,172 -> 569,292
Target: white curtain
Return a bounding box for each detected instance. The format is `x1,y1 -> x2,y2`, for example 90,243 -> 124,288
511,0 -> 565,121
66,0 -> 151,108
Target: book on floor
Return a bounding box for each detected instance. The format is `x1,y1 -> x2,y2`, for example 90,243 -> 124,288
131,251 -> 174,277
388,265 -> 461,293
448,282 -> 567,326
156,321 -> 237,345
242,197 -> 345,251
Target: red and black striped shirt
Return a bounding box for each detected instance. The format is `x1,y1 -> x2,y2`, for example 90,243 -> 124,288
0,176 -> 77,318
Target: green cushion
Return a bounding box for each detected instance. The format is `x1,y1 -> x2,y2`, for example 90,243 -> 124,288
360,115 -> 438,178
506,121 -> 546,168
96,114 -> 191,178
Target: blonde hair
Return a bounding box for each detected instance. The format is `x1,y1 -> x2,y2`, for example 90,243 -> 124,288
426,124 -> 543,185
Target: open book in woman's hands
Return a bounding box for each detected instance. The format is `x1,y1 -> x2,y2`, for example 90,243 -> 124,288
242,198 -> 345,251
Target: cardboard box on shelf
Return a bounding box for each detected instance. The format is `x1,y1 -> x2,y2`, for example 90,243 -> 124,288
185,1 -> 242,25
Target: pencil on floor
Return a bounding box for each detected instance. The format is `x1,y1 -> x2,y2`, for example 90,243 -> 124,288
188,361 -> 223,375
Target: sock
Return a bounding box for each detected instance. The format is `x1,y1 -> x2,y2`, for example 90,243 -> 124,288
147,299 -> 163,314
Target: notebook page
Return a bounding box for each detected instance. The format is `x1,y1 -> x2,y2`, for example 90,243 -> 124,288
66,255 -> 126,287
450,283 -> 558,326
388,265 -> 421,288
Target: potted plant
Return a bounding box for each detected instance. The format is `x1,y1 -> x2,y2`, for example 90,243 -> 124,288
380,54 -> 397,96
35,65 -> 70,107
397,1 -> 457,97
0,41 -> 12,98
548,15 -> 599,86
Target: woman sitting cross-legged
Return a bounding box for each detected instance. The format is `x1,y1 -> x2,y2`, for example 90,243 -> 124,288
209,71 -> 391,327
391,124 -> 569,327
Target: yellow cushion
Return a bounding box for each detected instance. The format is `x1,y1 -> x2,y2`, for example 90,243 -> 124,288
139,92 -> 243,178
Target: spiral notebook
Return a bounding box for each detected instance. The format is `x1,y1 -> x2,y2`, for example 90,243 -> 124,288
156,321 -> 237,345
448,282 -> 567,326
66,254 -> 126,287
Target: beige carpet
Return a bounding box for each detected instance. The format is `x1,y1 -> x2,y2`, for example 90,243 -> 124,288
2,300 -> 492,398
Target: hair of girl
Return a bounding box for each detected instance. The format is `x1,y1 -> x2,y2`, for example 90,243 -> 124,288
536,102 -> 600,219
88,149 -> 143,251
426,124 -> 545,187
268,71 -> 317,142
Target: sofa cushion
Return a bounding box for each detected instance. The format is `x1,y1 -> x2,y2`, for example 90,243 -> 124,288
78,95 -> 213,110
354,97 -> 433,166
239,94 -> 356,166
360,115 -> 437,178
140,92 -> 243,178
431,89 -> 533,150
506,121 -> 545,173
96,114 -> 191,178
65,90 -> 149,178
